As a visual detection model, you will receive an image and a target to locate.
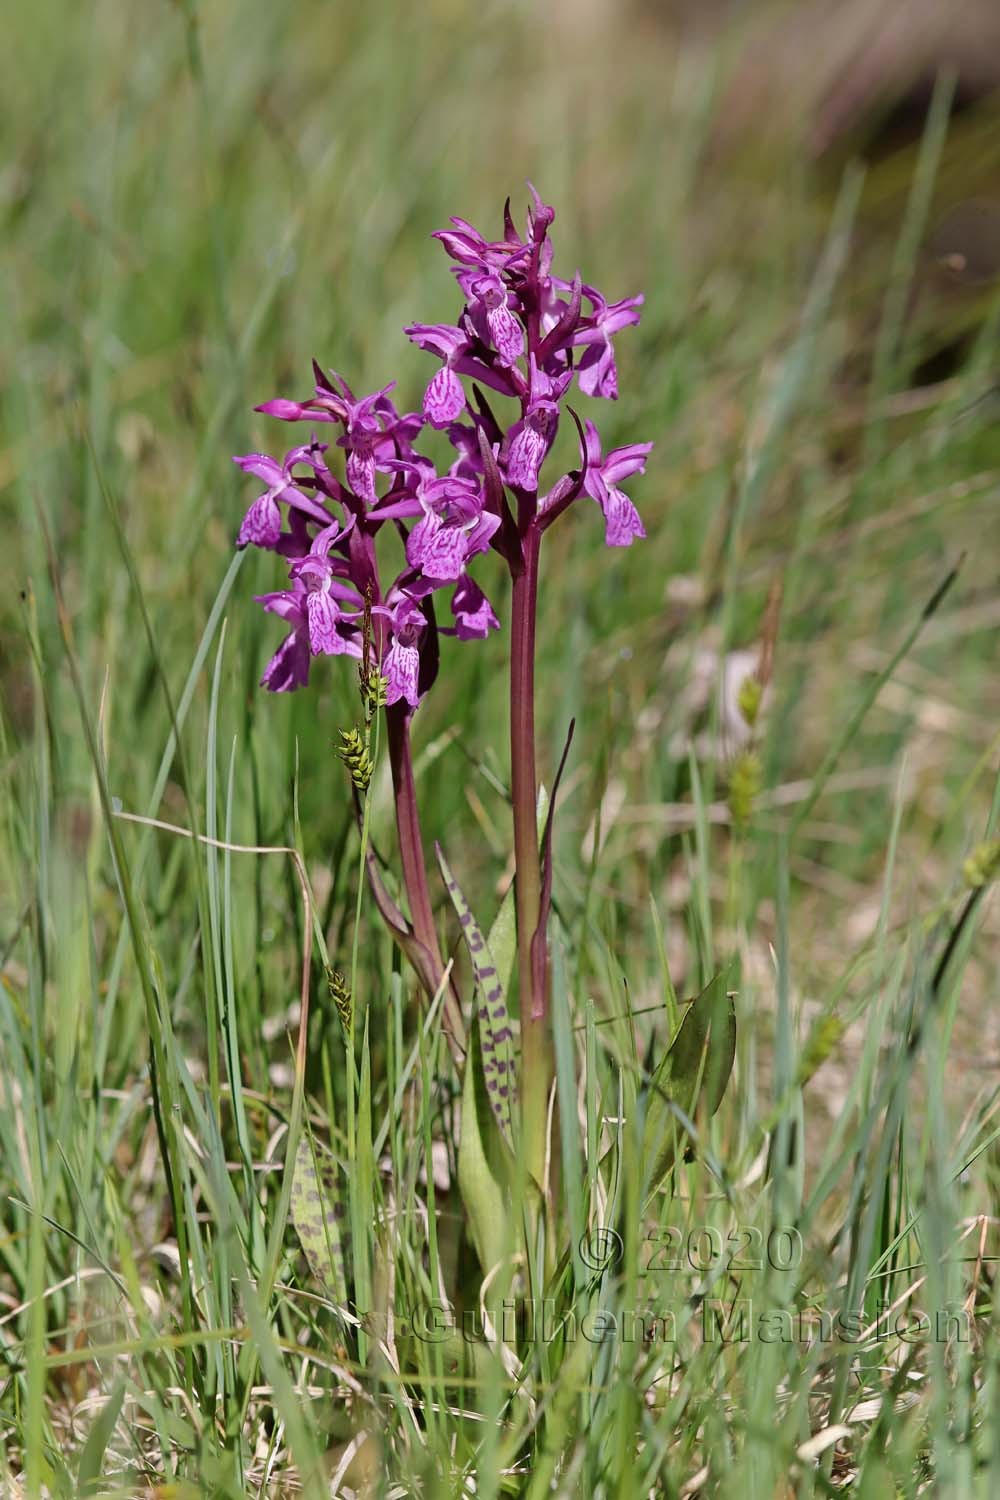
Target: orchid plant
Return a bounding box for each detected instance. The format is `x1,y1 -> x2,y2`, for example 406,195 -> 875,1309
235,186 -> 651,1188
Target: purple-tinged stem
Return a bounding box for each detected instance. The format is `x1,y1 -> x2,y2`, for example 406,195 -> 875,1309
385,702 -> 465,1055
510,523 -> 551,1189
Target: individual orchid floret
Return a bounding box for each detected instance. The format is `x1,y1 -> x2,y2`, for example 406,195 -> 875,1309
288,525 -> 363,657
406,319 -> 521,405
256,368 -> 424,504
503,401 -> 558,492
501,360 -> 570,493
376,595 -> 427,709
449,575 -> 500,640
404,323 -> 470,427
332,378 -> 412,504
407,500 -> 499,582
234,451 -> 335,549
573,291 -> 644,400
580,418 -> 653,547
466,271 -> 524,367
281,436 -> 351,510
254,580 -> 314,693
433,214 -> 530,273
389,462 -> 499,581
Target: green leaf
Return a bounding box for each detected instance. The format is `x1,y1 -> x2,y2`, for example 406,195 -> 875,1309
436,846 -> 516,1147
77,1380 -> 125,1496
290,1135 -> 349,1308
643,970 -> 736,1195
458,1020 -> 509,1277
486,878 -> 517,1008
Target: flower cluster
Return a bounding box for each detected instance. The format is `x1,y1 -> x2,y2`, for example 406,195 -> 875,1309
235,186 -> 652,705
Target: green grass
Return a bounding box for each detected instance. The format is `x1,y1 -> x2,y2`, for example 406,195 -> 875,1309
3,1 -> 1000,1495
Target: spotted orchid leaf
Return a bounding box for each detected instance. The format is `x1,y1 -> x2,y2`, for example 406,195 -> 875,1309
436,845 -> 516,1147
290,1134 -> 350,1310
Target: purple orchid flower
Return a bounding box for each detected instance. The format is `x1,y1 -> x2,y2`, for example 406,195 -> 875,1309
374,595 -> 427,709
573,291 -> 644,400
234,451 -> 335,548
254,529 -> 363,692
503,401 -> 559,493
238,188 -> 651,710
579,418 -> 653,547
329,378 -> 418,504
466,271 -> 524,368
449,575 -> 500,640
254,581 -> 313,693
403,324 -> 470,428
395,465 -> 499,581
406,319 -> 522,406
257,370 -> 423,504
288,525 -> 364,656
432,212 -> 530,273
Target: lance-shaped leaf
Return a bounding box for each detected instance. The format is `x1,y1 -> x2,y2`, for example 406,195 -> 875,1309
643,970 -> 736,1197
458,1019 -> 510,1276
77,1381 -> 126,1497
436,845 -> 516,1146
290,1134 -> 350,1309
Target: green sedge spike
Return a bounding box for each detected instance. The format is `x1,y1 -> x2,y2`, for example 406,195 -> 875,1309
963,838 -> 1000,890
327,967 -> 353,1034
729,749 -> 762,831
737,674 -> 763,730
360,667 -> 388,713
336,727 -> 373,791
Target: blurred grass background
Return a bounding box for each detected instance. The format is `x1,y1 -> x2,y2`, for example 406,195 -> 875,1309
3,0 -> 1000,1493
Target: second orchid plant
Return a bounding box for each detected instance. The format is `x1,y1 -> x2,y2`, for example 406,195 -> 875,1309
235,186 -> 651,1187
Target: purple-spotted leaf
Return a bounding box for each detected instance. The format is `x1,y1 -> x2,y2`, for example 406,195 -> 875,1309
436,845 -> 516,1147
290,1135 -> 349,1309
458,1021 -> 509,1275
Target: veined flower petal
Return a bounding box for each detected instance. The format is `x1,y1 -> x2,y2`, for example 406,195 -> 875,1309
407,514 -> 469,581
238,492 -> 282,548
261,629 -> 310,692
505,422 -> 546,491
487,303 -> 524,367
383,639 -> 421,707
451,577 -> 500,640
347,447 -> 377,503
602,487 -> 646,547
577,339 -> 618,399
306,590 -> 344,655
233,453 -> 284,485
423,365 -> 466,428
